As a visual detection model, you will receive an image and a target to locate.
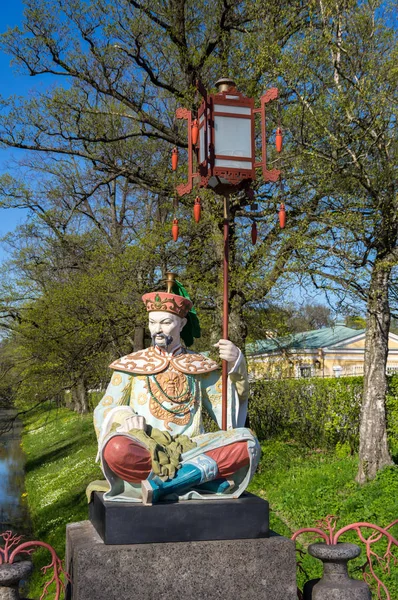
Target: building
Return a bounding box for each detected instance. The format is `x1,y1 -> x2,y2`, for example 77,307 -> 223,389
246,324 -> 398,379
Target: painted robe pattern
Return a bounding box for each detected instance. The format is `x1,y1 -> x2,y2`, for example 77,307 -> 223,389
93,345 -> 260,502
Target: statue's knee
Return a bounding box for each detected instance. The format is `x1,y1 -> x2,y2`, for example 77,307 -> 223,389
103,435 -> 151,482
103,436 -> 128,468
206,441 -> 250,478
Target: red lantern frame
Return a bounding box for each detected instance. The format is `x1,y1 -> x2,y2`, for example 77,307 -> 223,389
175,80 -> 280,196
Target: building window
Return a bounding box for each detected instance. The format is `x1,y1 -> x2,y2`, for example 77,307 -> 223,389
300,366 -> 312,378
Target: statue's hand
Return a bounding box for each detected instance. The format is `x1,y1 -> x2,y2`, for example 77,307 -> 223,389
214,339 -> 240,365
121,415 -> 147,433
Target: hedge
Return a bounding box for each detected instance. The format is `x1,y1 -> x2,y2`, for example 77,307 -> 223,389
248,375 -> 398,453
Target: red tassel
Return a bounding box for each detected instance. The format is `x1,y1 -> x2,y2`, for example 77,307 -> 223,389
279,203 -> 286,229
171,147 -> 178,171
172,218 -> 179,241
194,197 -> 201,223
192,119 -> 199,146
276,127 -> 283,153
251,222 -> 257,245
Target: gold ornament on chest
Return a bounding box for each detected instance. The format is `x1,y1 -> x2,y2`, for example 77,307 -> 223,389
145,370 -> 195,431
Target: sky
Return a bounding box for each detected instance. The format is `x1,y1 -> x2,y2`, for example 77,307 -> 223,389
0,1 -> 32,245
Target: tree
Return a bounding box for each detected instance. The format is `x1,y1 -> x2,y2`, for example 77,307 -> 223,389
245,301 -> 333,342
0,0 -> 316,352
256,0 -> 397,481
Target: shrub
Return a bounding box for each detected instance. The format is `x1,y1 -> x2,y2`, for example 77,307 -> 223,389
249,375 -> 398,451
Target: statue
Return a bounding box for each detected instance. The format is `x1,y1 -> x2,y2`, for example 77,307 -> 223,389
92,279 -> 260,504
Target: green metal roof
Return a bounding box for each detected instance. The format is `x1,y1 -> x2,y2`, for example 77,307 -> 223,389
246,325 -> 365,356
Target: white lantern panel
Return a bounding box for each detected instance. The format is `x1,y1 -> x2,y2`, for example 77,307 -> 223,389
214,104 -> 251,115
199,124 -> 205,163
215,159 -> 252,170
214,116 -> 252,164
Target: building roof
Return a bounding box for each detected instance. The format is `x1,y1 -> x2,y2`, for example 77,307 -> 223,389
246,325 -> 365,356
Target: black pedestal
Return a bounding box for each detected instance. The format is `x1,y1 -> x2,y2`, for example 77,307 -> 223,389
89,491 -> 269,544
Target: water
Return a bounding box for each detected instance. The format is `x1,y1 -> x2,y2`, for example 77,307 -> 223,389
0,409 -> 30,533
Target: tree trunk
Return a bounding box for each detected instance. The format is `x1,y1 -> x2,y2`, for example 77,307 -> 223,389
356,260 -> 394,483
133,326 -> 145,351
70,376 -> 89,414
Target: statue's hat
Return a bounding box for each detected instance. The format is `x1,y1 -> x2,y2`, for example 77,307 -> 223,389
142,291 -> 192,319
141,273 -> 200,346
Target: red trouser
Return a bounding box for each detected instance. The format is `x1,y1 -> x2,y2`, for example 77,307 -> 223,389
103,435 -> 250,483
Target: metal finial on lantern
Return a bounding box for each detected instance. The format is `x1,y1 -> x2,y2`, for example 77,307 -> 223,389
214,77 -> 236,92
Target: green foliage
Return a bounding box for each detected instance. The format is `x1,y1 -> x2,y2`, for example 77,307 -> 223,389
249,375 -> 398,453
249,376 -> 364,451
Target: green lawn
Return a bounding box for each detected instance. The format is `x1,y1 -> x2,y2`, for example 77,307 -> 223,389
20,405 -> 398,598
21,406 -> 102,598
248,440 -> 398,593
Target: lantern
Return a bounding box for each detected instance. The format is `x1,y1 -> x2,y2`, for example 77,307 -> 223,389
171,147 -> 178,171
172,218 -> 179,241
194,196 -> 201,223
279,203 -> 286,229
251,222 -> 257,245
175,79 -> 281,196
191,119 -> 199,145
276,127 -> 283,153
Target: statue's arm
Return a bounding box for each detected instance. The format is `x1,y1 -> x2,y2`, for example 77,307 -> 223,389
227,349 -> 250,404
200,349 -> 249,429
93,371 -> 133,440
214,340 -> 250,403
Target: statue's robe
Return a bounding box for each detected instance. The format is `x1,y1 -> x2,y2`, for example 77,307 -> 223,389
93,345 -> 260,502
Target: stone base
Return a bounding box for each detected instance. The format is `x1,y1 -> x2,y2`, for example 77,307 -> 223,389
66,520 -> 297,600
89,491 -> 269,544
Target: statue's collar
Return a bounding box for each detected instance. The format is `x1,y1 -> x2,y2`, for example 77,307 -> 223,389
109,346 -> 218,375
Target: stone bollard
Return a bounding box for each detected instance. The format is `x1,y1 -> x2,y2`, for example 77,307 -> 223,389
304,543 -> 371,600
0,562 -> 33,600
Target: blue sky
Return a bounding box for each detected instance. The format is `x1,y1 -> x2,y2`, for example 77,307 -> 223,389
0,1 -> 32,246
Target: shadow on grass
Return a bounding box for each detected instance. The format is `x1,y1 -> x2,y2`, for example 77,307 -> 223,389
25,438 -> 88,473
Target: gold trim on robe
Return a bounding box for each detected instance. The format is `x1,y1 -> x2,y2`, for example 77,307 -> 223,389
109,346 -> 219,375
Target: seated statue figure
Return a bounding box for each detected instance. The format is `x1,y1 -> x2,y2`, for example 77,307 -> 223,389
92,281 -> 260,504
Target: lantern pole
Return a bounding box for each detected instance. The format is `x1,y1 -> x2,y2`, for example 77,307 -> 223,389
222,193 -> 230,431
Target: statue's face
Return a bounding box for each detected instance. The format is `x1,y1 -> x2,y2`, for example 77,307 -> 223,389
148,311 -> 187,350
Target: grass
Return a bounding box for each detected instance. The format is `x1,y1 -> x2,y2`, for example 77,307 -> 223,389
19,405 -> 398,599
248,440 -> 398,594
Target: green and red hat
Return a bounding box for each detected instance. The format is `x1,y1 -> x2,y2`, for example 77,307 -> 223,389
142,281 -> 200,347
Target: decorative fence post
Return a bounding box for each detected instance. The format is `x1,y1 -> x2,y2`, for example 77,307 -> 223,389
0,560 -> 33,600
292,516 -> 398,600
0,531 -> 68,600
303,542 -> 370,600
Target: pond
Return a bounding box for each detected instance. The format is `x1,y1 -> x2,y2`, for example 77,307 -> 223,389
0,409 -> 30,534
